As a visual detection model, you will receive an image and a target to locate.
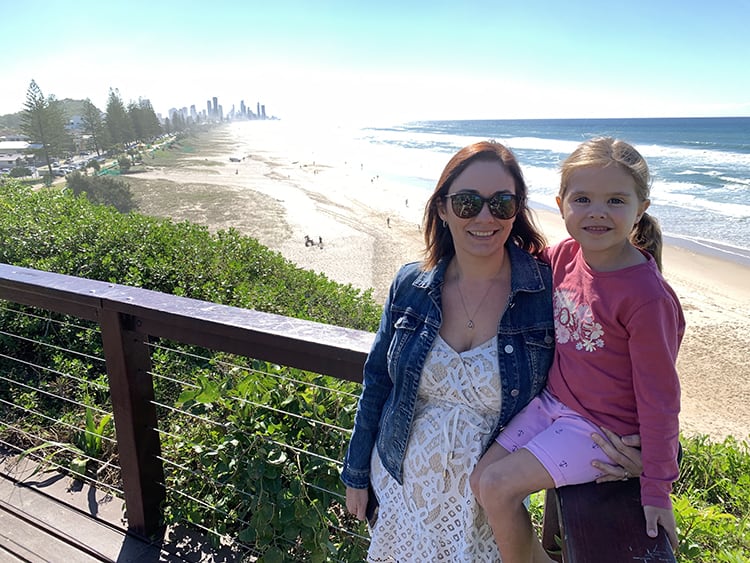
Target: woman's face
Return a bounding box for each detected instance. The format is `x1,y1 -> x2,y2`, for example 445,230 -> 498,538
438,159 -> 517,261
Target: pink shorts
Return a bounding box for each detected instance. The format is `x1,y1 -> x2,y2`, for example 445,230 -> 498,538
495,389 -> 609,487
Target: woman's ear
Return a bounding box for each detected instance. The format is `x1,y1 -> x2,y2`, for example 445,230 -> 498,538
437,199 -> 447,223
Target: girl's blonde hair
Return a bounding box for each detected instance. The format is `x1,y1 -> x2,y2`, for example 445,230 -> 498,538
560,137 -> 663,271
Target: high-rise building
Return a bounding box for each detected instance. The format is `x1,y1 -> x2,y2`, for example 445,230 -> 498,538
206,100 -> 212,117
212,97 -> 218,116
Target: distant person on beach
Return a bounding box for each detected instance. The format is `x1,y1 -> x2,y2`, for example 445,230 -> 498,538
341,141 -> 643,562
471,137 -> 683,561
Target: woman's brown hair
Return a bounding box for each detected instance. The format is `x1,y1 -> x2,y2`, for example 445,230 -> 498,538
422,140 -> 547,270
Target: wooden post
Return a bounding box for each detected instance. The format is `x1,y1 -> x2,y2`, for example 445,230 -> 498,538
99,309 -> 165,537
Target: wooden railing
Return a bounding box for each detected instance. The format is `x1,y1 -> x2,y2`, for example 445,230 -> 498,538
0,263 -> 675,562
0,262 -> 372,538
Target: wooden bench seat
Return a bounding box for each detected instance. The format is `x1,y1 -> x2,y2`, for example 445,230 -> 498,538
541,479 -> 676,562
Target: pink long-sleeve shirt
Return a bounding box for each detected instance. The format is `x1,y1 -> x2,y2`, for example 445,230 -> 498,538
544,239 -> 684,509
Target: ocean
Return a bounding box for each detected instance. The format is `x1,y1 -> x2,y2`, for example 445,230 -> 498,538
237,117 -> 750,264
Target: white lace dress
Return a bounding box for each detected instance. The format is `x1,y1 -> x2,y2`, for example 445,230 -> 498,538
367,335 -> 502,562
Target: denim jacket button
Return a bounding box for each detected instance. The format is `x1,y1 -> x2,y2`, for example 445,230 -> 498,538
510,388 -> 520,397
544,335 -> 554,344
504,344 -> 514,354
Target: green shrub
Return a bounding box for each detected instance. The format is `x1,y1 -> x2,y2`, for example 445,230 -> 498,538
673,434 -> 750,560
0,181 -> 380,330
117,155 -> 131,172
65,171 -> 136,213
9,166 -> 32,178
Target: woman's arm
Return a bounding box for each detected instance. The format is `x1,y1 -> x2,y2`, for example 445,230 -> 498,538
346,486 -> 369,521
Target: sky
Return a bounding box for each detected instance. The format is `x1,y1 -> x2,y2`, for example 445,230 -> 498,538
2,0 -> 749,124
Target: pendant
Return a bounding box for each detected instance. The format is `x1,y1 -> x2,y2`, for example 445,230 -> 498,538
467,320 -> 474,329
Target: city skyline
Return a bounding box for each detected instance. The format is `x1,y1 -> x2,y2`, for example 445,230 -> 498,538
1,1 -> 748,124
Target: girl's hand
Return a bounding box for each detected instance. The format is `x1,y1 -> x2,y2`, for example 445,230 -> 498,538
345,486 -> 369,521
591,427 -> 643,483
644,505 -> 679,552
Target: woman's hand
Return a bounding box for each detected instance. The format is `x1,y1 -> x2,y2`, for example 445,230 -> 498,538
591,427 -> 643,483
346,486 -> 369,521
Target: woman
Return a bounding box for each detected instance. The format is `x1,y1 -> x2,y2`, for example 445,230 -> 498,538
341,141 -> 641,562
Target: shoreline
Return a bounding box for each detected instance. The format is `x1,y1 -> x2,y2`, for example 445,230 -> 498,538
126,123 -> 750,443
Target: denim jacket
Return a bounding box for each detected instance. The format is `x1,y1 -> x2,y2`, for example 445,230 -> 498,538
341,243 -> 555,489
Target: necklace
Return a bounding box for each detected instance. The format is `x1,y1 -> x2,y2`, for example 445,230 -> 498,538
455,278 -> 496,329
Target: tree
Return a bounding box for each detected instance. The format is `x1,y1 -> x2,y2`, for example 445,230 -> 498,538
117,155 -> 131,173
20,80 -> 72,177
105,88 -> 134,149
128,98 -> 162,142
169,111 -> 187,133
80,99 -> 106,156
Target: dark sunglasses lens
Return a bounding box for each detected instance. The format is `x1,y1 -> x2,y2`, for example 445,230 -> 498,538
488,194 -> 518,219
451,194 -> 483,218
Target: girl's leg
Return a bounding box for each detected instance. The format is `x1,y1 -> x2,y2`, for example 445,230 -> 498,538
469,441 -> 509,505
477,448 -> 555,563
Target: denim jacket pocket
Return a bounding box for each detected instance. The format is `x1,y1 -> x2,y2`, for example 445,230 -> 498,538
523,328 -> 555,392
387,309 -> 422,368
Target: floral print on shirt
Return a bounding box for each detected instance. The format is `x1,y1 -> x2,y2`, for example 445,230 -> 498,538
553,288 -> 604,352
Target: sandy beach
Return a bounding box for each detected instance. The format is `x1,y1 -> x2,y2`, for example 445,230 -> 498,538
128,123 -> 750,443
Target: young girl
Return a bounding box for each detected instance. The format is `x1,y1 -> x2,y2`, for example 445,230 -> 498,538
470,137 -> 684,562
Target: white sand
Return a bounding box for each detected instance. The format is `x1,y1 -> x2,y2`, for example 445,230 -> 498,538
132,124 -> 750,443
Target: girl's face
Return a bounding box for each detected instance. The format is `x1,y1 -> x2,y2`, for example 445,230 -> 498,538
556,164 -> 650,267
438,159 -> 517,261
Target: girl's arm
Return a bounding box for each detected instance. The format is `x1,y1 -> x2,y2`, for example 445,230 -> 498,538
629,294 -> 683,509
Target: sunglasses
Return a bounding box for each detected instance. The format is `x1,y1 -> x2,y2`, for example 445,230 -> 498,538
444,191 -> 520,220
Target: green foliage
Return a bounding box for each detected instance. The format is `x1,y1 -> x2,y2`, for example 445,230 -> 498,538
75,406 -> 113,460
676,435 -> 750,516
80,98 -> 107,155
9,166 -> 32,178
0,181 -> 380,329
16,399 -> 112,482
128,98 -> 162,141
162,359 -> 368,560
117,155 -> 132,172
65,171 -> 136,212
105,88 -> 134,148
671,434 -> 750,560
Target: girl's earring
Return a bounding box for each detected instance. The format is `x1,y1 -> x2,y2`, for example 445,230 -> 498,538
442,219 -> 447,228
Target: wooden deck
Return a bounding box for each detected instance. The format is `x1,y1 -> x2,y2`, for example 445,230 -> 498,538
0,453 -> 243,562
